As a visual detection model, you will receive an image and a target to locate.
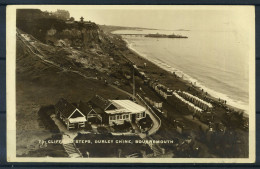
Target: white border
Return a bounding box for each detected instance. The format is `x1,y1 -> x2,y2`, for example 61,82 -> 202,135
6,5 -> 255,163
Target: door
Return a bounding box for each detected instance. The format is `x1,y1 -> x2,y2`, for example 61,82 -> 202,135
131,114 -> 136,123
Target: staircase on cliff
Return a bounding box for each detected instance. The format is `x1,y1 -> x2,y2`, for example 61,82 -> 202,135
63,143 -> 83,158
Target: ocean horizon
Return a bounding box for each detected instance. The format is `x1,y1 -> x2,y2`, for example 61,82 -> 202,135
113,29 -> 249,113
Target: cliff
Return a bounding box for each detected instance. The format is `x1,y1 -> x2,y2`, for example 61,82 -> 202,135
16,9 -> 134,85
16,9 -> 112,53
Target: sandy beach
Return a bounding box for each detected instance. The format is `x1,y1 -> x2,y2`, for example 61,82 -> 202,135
121,36 -> 248,118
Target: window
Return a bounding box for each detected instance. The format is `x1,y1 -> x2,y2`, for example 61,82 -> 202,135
110,116 -> 116,121
123,115 -> 127,119
137,113 -> 144,118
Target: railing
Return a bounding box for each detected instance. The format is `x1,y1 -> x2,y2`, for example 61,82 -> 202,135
75,143 -> 83,158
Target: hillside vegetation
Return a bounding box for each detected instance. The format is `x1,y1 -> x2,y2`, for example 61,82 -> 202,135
16,9 -> 132,156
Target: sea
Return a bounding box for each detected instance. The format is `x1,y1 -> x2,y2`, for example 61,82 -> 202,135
113,29 -> 249,113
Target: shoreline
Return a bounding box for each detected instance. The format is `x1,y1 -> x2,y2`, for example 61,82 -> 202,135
122,37 -> 248,118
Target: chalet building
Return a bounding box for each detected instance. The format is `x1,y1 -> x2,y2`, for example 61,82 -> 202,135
55,95 -> 147,130
106,99 -> 146,126
81,95 -> 146,126
78,100 -> 106,124
55,98 -> 87,130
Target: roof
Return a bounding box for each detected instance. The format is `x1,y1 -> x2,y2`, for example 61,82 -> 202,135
55,98 -> 77,118
78,101 -> 105,119
182,91 -> 212,108
78,101 -> 93,116
93,107 -> 106,115
89,95 -> 111,110
69,117 -> 87,123
173,92 -> 202,112
108,100 -> 146,114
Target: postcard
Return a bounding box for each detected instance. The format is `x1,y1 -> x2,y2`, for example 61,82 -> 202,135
6,5 -> 255,163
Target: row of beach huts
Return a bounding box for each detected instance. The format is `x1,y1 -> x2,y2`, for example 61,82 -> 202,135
132,64 -> 213,117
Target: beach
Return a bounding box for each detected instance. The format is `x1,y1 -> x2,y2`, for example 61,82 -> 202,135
113,29 -> 249,114
108,31 -> 249,157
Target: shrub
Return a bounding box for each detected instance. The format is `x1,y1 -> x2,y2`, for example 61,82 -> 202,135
37,105 -> 60,133
138,114 -> 153,130
97,126 -> 109,134
85,122 -> 92,131
113,121 -> 132,132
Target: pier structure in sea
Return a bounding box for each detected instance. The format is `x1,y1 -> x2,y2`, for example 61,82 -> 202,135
117,33 -> 146,37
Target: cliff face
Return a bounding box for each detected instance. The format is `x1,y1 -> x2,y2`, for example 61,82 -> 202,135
16,9 -> 131,80
17,9 -> 108,52
45,22 -> 105,50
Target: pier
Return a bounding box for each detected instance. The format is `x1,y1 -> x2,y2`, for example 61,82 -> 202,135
116,34 -> 146,37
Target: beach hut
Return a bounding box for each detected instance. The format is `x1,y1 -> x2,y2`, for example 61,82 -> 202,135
181,91 -> 213,110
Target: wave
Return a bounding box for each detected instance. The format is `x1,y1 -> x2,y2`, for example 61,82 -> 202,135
124,38 -> 249,114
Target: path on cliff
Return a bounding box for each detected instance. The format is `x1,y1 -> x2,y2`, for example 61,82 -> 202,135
17,29 -> 97,80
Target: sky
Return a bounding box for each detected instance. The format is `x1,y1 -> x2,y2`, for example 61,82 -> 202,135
36,5 -> 254,32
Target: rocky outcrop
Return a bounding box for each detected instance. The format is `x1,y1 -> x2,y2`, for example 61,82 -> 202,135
45,22 -> 104,50
17,9 -> 109,52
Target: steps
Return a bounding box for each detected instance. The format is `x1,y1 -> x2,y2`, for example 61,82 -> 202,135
63,143 -> 82,158
146,136 -> 164,157
151,144 -> 164,156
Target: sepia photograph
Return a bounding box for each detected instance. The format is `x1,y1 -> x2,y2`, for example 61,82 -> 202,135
6,5 -> 255,163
